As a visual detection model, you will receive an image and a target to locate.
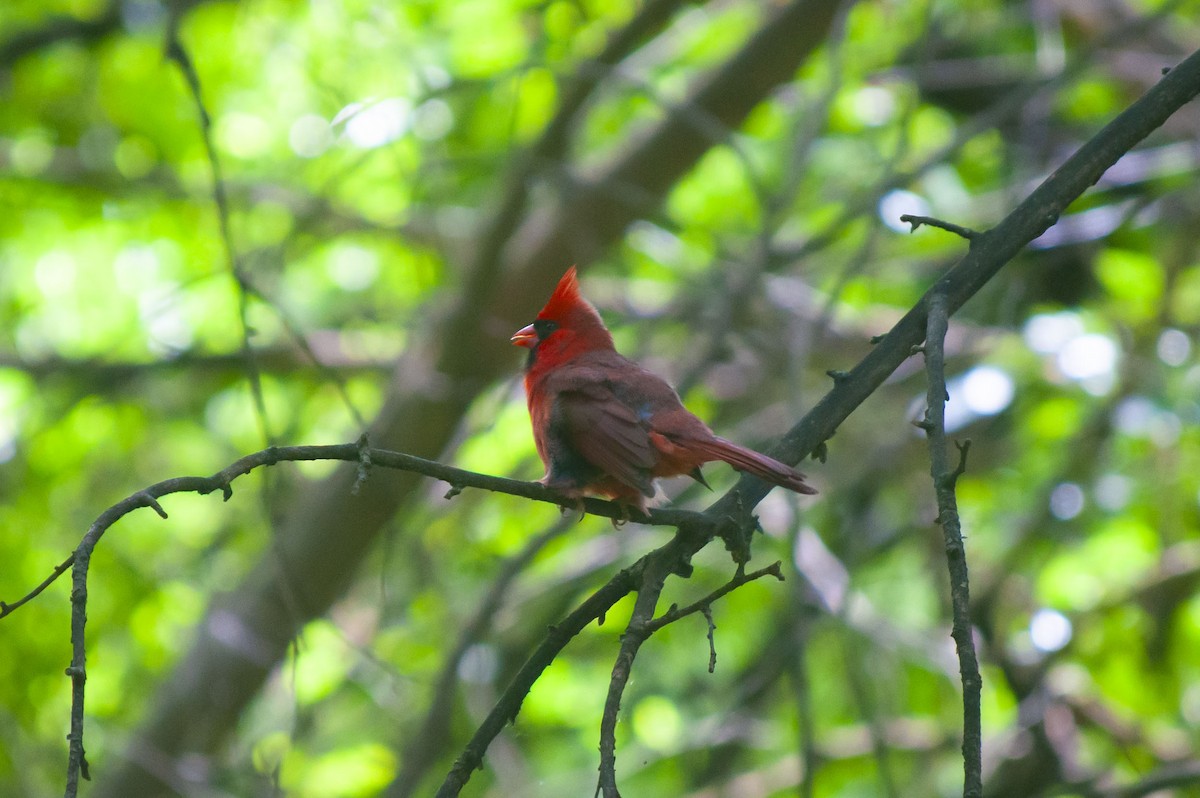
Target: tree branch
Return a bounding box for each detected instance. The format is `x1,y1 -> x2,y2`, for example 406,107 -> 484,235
595,555 -> 672,798
739,43 -> 1200,500
430,42 -> 1200,797
0,0 -> 226,68
165,21 -> 275,444
385,518 -> 575,798
433,561 -> 648,798
595,562 -> 785,796
1103,760 -> 1200,798
94,3 -> 847,794
900,214 -> 981,240
644,561 -> 785,636
0,440 -> 711,798
921,292 -> 982,798
80,14 -> 1200,798
0,442 -> 709,627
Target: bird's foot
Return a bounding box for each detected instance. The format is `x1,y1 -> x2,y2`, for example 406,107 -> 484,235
539,477 -> 587,519
556,495 -> 587,521
608,499 -> 651,528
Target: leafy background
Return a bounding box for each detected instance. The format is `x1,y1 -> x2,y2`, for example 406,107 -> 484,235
2,0 -> 1200,796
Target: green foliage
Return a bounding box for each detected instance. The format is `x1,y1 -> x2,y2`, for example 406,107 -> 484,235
2,1 -> 1200,797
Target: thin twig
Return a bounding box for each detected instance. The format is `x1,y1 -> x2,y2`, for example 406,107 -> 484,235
165,13 -> 368,432
900,214 -> 980,240
164,22 -> 273,445
791,622 -> 817,798
922,291 -> 982,798
0,554 -> 73,619
700,605 -> 717,674
597,561 -> 785,796
774,0 -> 1190,266
643,561 -> 784,635
596,558 -> 671,798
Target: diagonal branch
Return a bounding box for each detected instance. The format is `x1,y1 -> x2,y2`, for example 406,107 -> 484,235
431,43 -> 1200,798
433,560 -> 648,798
643,562 -> 785,637
733,44 -> 1200,506
386,517 -> 576,798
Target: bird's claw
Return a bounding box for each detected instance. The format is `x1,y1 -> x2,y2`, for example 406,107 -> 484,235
555,496 -> 586,521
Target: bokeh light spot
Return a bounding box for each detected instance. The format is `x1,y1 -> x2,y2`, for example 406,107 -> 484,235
1023,311 -> 1083,354
1156,328 -> 1191,366
343,98 -> 411,149
1049,482 -> 1085,520
879,190 -> 930,232
1030,608 -> 1072,653
961,366 -> 1015,416
289,114 -> 333,158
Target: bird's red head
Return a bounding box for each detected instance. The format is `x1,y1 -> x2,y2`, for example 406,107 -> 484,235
511,267 -> 614,368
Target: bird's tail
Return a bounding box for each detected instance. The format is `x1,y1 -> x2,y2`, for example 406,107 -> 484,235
694,437 -> 818,495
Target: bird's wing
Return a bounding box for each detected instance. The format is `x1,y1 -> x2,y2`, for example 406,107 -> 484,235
554,381 -> 658,498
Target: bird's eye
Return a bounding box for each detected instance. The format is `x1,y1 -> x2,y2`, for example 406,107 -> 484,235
533,319 -> 559,339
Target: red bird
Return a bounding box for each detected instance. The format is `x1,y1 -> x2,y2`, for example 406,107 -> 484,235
511,267 -> 816,513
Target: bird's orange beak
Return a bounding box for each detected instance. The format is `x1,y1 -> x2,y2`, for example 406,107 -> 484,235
511,323 -> 538,348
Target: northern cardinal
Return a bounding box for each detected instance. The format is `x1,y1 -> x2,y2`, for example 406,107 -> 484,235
511,267 -> 816,513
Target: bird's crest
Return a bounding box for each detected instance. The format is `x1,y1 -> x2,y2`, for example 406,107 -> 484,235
530,266 -> 613,353
538,266 -> 584,321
